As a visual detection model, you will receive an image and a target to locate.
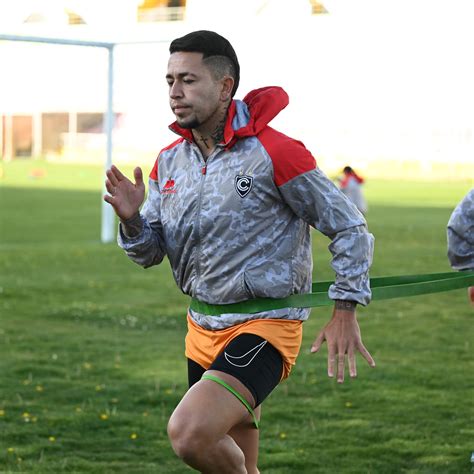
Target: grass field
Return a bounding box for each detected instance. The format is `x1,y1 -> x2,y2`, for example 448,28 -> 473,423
0,159 -> 473,473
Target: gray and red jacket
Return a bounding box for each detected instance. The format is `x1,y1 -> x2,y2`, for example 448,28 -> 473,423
119,86 -> 374,330
447,188 -> 474,271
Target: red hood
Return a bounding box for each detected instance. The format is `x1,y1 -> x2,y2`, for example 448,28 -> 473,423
169,86 -> 289,146
235,86 -> 289,137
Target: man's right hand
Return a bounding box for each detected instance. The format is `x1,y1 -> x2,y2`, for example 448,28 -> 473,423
104,165 -> 145,221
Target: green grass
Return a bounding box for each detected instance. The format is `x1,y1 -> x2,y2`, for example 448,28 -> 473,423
0,159 -> 473,473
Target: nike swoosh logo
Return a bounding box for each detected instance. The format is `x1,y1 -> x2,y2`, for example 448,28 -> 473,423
224,340 -> 267,368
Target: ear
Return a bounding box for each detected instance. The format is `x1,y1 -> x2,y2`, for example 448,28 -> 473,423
220,76 -> 234,101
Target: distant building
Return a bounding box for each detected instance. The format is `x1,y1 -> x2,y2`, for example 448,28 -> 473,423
1,0 -> 472,180
0,0 -> 317,164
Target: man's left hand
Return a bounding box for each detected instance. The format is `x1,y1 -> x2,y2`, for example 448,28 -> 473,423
310,305 -> 375,383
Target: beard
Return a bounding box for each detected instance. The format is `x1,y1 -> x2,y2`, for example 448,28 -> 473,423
174,109 -> 201,130
178,116 -> 201,129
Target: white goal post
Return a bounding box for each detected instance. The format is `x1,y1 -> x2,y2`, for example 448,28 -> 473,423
0,33 -> 168,244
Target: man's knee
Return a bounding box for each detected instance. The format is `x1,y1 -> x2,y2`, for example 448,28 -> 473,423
167,410 -> 208,462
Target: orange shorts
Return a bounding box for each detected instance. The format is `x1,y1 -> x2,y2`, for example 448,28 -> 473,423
185,315 -> 303,380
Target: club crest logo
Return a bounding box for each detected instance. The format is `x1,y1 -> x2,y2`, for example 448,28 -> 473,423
234,175 -> 253,198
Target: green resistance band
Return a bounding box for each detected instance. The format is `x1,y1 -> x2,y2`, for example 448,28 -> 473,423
201,374 -> 259,429
190,271 -> 474,316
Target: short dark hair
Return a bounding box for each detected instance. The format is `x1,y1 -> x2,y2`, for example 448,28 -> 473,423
169,30 -> 240,97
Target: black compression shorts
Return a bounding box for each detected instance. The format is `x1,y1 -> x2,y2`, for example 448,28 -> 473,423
188,333 -> 283,407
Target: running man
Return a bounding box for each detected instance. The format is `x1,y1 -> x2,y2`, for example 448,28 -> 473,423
104,30 -> 376,474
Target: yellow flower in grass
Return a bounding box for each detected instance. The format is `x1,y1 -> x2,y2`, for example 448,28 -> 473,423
35,385 -> 44,392
7,447 -> 15,453
279,432 -> 287,440
130,433 -> 138,440
100,413 -> 109,421
0,409 -> 5,417
48,436 -> 56,443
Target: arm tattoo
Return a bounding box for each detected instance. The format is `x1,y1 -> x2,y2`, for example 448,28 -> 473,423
334,300 -> 357,312
120,212 -> 143,238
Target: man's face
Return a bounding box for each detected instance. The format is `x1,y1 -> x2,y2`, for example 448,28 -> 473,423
166,52 -> 222,130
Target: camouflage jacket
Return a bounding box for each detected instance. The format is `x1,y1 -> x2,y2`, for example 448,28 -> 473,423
118,87 -> 375,329
447,188 -> 474,271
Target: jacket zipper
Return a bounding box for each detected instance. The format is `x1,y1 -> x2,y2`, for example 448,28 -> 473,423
194,151 -> 214,287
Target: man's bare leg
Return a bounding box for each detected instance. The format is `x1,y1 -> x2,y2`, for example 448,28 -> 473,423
228,405 -> 261,474
168,370 -> 258,473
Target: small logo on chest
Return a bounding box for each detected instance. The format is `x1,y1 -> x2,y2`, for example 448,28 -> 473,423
162,178 -> 176,194
234,175 -> 253,198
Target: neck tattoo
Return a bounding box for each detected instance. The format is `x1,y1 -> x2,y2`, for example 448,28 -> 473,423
195,116 -> 226,150
198,136 -> 211,149
193,106 -> 230,156
210,117 -> 226,145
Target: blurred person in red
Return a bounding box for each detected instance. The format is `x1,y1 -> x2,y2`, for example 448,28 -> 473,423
338,166 -> 368,215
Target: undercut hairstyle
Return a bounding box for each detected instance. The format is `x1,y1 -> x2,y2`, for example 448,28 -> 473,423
203,55 -> 236,87
169,30 -> 240,97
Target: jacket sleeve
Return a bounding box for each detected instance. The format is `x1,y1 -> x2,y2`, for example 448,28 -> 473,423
447,188 -> 474,271
278,166 -> 374,305
260,125 -> 375,305
117,174 -> 167,268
